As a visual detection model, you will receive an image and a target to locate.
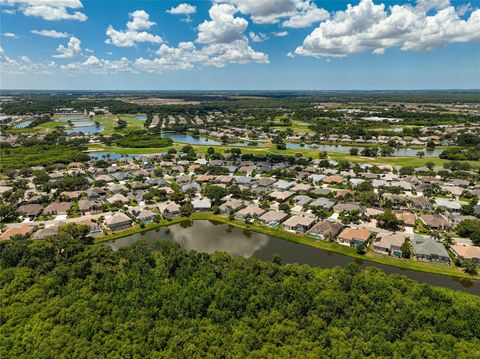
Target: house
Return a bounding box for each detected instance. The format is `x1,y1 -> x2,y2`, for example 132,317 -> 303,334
434,198 -> 462,212
373,233 -> 405,257
219,198 -> 244,215
43,202 -> 72,216
334,202 -> 362,213
310,197 -> 335,210
291,183 -> 311,192
257,178 -> 276,187
282,215 -> 315,233
270,191 -> 293,202
395,212 -> 416,227
420,214 -> 451,230
235,205 -> 266,220
104,213 -> 132,231
76,219 -> 104,236
107,194 -> 129,205
132,209 -> 156,223
338,227 -> 371,247
274,180 -> 294,191
451,244 -> 480,265
181,182 -> 201,193
308,220 -> 343,240
16,204 -> 43,218
259,210 -> 288,227
78,200 -> 102,214
0,225 -> 33,240
33,225 -> 59,239
410,196 -> 432,209
412,235 -> 450,264
289,195 -> 310,207
323,175 -> 344,185
158,201 -> 180,219
192,198 -> 212,211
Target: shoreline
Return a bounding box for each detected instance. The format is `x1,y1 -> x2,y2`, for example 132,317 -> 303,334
94,212 -> 480,281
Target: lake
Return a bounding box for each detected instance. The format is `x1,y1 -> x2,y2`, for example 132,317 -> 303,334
286,143 -> 443,157
14,120 -> 32,128
88,151 -> 167,160
102,220 -> 479,295
160,133 -> 252,146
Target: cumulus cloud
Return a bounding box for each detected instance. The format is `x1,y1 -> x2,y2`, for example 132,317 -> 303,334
2,32 -> 18,38
53,36 -> 82,58
31,29 -> 69,38
215,0 -> 329,27
60,55 -> 132,74
167,3 -> 197,15
197,4 -> 248,44
1,0 -> 87,21
1,46 -> 56,74
105,10 -> 163,47
294,0 -> 480,58
126,10 -> 156,31
273,31 -> 289,37
281,4 -> 330,28
135,3 -> 268,73
249,31 -> 268,42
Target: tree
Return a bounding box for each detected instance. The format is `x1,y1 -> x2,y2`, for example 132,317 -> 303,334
401,240 -> 411,259
350,147 -> 359,156
207,147 -> 215,156
377,209 -> 402,231
416,151 -> 425,159
356,244 -> 366,254
463,260 -> 478,275
272,253 -> 282,265
180,202 -> 193,217
202,185 -> 227,205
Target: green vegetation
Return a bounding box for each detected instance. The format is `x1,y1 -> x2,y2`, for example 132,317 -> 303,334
0,144 -> 89,170
115,131 -> 173,148
1,229 -> 480,358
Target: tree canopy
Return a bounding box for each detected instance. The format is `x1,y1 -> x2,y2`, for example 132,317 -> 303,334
1,232 -> 480,358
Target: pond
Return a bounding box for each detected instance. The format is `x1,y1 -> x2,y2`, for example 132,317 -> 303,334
160,133 -> 252,146
57,115 -> 104,134
88,151 -> 167,160
286,143 -> 443,157
14,120 -> 32,128
135,115 -> 147,120
102,220 -> 479,295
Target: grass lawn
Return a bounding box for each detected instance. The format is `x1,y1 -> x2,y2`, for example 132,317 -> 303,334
94,212 -> 479,280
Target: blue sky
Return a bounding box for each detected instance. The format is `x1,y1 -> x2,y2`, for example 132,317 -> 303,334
1,0 -> 479,90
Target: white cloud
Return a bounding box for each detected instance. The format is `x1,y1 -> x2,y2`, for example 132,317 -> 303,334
134,38 -> 268,73
167,3 -> 197,15
281,4 -> 330,28
53,36 -> 82,58
1,46 -> 57,74
1,0 -> 87,21
3,32 -> 18,38
105,10 -> 163,47
249,31 -> 268,42
197,4 -> 248,44
2,8 -> 16,14
60,55 -> 132,74
273,31 -> 289,37
216,0 -> 329,27
31,29 -> 69,38
126,10 -> 155,31
294,0 -> 480,58
457,2 -> 472,16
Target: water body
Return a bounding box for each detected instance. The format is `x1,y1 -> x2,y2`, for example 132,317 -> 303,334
88,151 -> 167,160
135,115 -> 147,120
14,120 -> 32,128
160,133 -> 251,146
286,143 -> 443,157
102,220 -> 479,295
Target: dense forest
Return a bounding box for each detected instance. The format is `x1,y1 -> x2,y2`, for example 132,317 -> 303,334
1,228 -> 479,358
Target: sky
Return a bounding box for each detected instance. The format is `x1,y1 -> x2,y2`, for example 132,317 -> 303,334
0,0 -> 479,90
